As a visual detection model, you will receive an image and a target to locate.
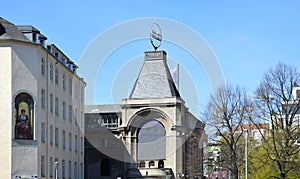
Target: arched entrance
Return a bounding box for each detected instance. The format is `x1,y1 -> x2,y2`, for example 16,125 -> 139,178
137,120 -> 166,162
14,92 -> 34,140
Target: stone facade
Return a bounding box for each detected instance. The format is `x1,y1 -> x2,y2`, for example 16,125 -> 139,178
85,50 -> 206,178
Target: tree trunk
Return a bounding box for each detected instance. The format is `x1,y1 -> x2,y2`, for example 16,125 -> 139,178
280,172 -> 286,179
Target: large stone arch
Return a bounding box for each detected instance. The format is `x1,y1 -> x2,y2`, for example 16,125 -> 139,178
127,107 -> 174,133
126,108 -> 174,166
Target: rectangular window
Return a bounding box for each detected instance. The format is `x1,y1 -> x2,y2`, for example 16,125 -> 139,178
63,101 -> 66,120
80,137 -> 83,154
62,130 -> 66,149
55,68 -> 59,85
75,135 -> 78,152
69,133 -> 72,151
41,89 -> 45,109
55,97 -> 59,116
49,157 -> 53,177
50,93 -> 53,113
41,123 -> 45,143
62,159 -> 65,178
74,108 -> 78,125
50,125 -> 53,145
68,161 -> 72,179
41,156 -> 45,177
74,162 -> 78,179
41,58 -> 45,75
69,105 -> 72,123
63,74 -> 66,90
33,33 -> 37,42
55,128 -> 59,147
47,45 -> 52,52
50,63 -> 53,81
55,52 -> 59,59
80,163 -> 83,179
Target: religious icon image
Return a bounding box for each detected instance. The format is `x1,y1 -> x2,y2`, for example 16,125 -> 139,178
16,109 -> 32,139
14,92 -> 34,140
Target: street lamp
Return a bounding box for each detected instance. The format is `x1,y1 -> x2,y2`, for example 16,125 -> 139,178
243,129 -> 248,179
54,161 -> 59,179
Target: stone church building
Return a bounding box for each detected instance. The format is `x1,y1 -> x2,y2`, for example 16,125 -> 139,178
85,50 -> 206,178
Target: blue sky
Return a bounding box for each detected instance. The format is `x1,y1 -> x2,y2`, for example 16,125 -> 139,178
3,1 -> 300,117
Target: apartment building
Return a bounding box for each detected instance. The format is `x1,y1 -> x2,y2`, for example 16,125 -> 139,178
0,17 -> 85,179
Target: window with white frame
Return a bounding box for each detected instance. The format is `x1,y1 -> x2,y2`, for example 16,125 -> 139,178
101,113 -> 119,128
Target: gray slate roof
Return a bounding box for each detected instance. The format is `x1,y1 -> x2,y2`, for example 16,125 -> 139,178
85,104 -> 121,113
130,50 -> 180,98
0,17 -> 30,42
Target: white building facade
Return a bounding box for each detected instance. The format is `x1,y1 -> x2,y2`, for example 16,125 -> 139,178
0,17 -> 85,179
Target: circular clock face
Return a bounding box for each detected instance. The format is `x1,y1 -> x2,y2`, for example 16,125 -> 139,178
150,23 -> 162,50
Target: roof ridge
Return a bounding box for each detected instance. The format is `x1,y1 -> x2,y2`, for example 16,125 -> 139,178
0,17 -> 30,42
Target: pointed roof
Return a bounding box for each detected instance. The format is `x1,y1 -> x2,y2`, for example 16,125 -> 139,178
0,17 -> 30,42
130,50 -> 180,99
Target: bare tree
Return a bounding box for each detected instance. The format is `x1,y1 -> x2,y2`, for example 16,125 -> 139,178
253,62 -> 300,179
204,84 -> 253,179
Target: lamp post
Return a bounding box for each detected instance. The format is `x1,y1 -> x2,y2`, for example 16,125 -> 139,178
54,161 -> 59,179
243,130 -> 248,179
